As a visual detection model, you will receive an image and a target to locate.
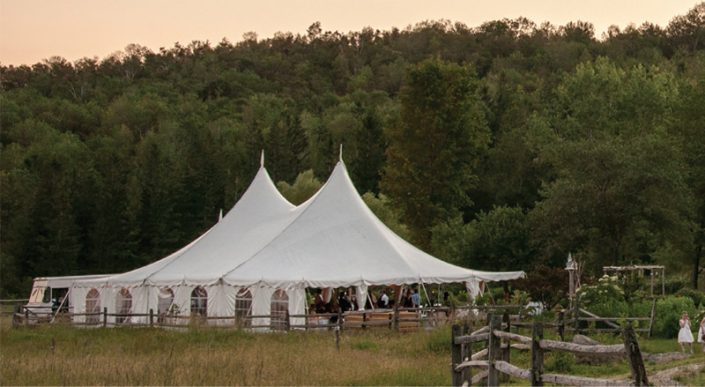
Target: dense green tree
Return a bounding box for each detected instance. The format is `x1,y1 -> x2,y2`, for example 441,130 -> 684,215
382,59 -> 491,246
431,206 -> 532,271
529,59 -> 695,272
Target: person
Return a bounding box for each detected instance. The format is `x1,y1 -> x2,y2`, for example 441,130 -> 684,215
698,314 -> 705,353
378,290 -> 390,308
402,289 -> 413,308
338,292 -> 351,312
411,288 -> 421,308
350,294 -> 359,311
678,311 -> 694,353
314,290 -> 327,314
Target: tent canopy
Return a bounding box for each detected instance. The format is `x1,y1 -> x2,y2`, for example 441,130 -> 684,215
222,161 -> 524,288
77,158 -> 523,290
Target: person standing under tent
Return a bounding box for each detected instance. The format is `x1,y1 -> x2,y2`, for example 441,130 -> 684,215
350,294 -> 359,311
314,290 -> 327,314
338,292 -> 351,312
678,311 -> 694,353
411,288 -> 421,308
378,290 -> 390,308
698,314 -> 705,353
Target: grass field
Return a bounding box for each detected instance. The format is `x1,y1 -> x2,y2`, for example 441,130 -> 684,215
1,316 -> 704,386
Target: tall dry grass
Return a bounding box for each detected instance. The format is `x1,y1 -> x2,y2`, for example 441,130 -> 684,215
0,318 -> 450,386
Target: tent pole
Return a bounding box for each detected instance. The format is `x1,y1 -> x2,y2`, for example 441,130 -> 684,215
367,292 -> 375,311
50,287 -> 72,323
421,283 -> 432,307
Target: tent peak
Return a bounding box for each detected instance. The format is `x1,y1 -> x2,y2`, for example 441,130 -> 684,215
339,144 -> 343,162
260,150 -> 265,167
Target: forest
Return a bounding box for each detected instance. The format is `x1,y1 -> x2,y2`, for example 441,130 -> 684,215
1,3 -> 703,298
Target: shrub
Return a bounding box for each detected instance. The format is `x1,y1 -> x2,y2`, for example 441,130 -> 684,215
578,275 -> 629,317
652,296 -> 697,338
514,265 -> 568,310
675,288 -> 705,308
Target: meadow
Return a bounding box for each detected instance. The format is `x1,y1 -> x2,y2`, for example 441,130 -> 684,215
1,316 -> 704,386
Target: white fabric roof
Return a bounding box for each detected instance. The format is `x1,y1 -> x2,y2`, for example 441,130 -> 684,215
77,163 -> 296,287
221,161 -> 524,288
77,158 -> 524,289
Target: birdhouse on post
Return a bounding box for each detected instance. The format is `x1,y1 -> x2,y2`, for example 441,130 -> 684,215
566,253 -> 578,306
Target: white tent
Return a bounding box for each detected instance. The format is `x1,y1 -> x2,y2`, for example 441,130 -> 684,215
71,155 -> 524,327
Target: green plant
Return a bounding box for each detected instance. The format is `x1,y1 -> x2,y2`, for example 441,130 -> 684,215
652,296 -> 697,338
545,352 -> 574,373
578,275 -> 629,317
675,288 -> 705,308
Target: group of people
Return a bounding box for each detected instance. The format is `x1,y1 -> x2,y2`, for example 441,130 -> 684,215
677,311 -> 705,353
312,289 -> 359,314
311,287 -> 431,314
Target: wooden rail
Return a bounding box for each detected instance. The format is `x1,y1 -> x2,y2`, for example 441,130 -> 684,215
12,305 -> 457,332
450,315 -> 648,387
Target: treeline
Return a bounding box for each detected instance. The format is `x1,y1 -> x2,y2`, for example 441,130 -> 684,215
1,4 -> 704,297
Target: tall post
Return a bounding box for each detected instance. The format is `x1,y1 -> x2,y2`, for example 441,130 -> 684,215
501,312 -> 511,383
465,321 -> 473,385
566,253 -> 577,308
623,323 -> 648,386
451,324 -> 463,387
103,307 -> 107,328
531,322 -> 544,386
573,296 -> 580,334
393,304 -> 399,331
149,308 -> 154,327
487,315 -> 501,387
650,270 -> 655,298
558,311 -> 565,341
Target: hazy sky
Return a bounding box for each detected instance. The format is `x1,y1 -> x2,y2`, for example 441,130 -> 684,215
0,0 -> 697,66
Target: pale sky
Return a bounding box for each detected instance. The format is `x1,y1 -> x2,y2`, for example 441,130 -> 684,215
0,0 -> 697,66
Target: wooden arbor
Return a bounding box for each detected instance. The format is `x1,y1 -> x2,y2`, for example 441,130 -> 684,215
602,265 -> 666,298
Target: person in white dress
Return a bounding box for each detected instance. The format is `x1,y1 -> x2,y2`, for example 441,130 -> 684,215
698,314 -> 705,353
678,311 -> 694,353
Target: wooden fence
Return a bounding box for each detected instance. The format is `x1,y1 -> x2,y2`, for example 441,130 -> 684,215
450,315 -> 648,387
12,305 -> 454,332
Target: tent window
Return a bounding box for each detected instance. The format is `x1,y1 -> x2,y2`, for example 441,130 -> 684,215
157,288 -> 174,323
270,289 -> 289,330
85,288 -> 101,324
115,288 -> 132,325
235,288 -> 252,327
191,287 -> 208,317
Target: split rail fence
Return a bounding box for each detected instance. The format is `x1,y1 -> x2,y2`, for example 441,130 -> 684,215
450,314 -> 648,387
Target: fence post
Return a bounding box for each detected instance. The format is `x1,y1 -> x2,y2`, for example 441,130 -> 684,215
362,312 -> 367,329
501,312 -> 511,383
573,297 -> 580,334
487,314 -> 501,387
623,323 -> 648,386
648,298 -> 656,338
531,322 -> 544,386
465,321 -> 473,385
285,310 -> 290,331
103,307 -> 107,328
149,309 -> 154,327
558,311 -> 565,341
451,324 -> 463,387
393,304 -> 399,331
